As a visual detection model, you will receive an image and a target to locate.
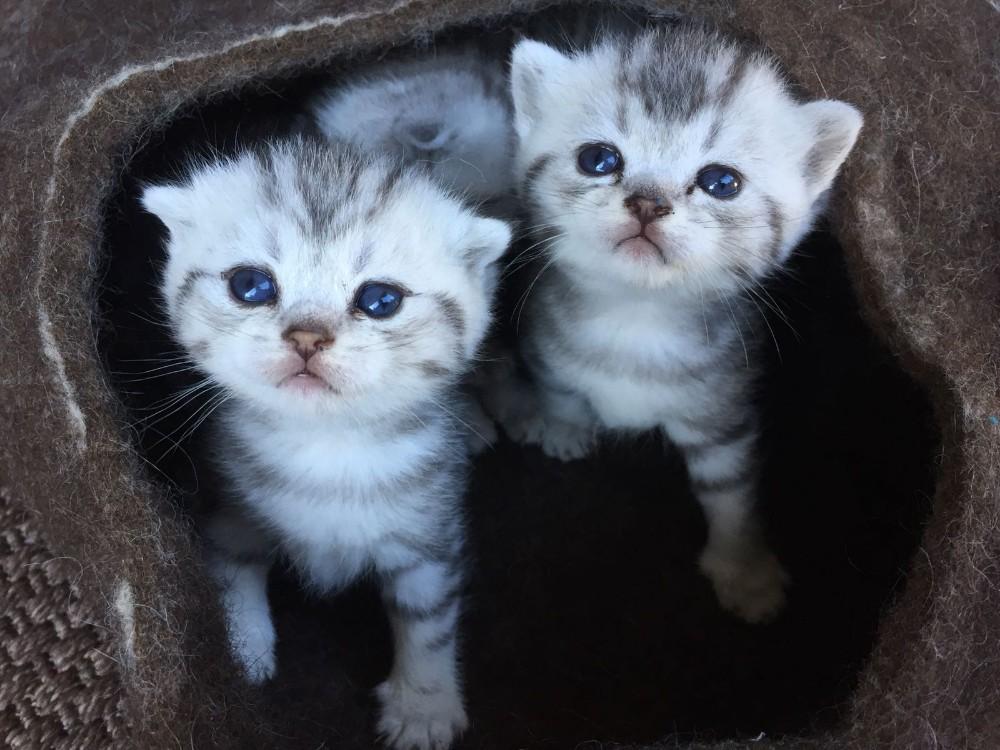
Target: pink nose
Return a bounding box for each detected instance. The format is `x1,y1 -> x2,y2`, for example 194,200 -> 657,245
283,326 -> 334,360
624,193 -> 672,225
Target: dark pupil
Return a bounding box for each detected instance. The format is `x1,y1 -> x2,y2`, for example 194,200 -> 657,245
359,285 -> 401,317
580,146 -> 619,175
231,269 -> 275,303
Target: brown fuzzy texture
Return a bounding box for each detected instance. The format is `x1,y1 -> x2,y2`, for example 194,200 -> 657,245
0,0 -> 998,748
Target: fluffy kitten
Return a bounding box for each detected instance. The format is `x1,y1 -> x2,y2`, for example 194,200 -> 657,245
310,50 -> 514,208
142,138 -> 511,750
487,22 -> 862,622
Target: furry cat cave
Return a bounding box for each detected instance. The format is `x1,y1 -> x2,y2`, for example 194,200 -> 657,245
1,0 -> 997,748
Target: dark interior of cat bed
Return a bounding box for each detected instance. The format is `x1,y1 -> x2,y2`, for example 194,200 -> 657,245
95,8 -> 940,748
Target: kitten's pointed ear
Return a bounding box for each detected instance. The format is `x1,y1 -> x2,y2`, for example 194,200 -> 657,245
510,39 -> 572,140
462,216 -> 513,272
140,183 -> 192,235
799,100 -> 863,197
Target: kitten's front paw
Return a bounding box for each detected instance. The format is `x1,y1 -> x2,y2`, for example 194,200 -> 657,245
507,413 -> 595,462
375,678 -> 468,750
538,419 -> 596,462
699,545 -> 789,624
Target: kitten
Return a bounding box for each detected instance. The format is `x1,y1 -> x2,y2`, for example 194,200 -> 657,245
142,138 -> 511,750
310,49 -> 514,210
487,22 -> 862,622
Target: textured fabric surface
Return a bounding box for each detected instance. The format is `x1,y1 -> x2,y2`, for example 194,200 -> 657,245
0,489 -> 128,749
1,0 -> 998,748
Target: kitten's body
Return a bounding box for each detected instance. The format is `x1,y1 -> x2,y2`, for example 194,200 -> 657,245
489,22 -> 862,621
310,49 -> 514,210
143,138 -> 511,750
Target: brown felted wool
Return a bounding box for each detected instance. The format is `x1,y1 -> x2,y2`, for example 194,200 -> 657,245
0,0 -> 997,748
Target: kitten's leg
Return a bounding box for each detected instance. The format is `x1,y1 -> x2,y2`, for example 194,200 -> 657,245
664,418 -> 788,623
374,543 -> 467,750
203,508 -> 278,683
483,353 -> 597,460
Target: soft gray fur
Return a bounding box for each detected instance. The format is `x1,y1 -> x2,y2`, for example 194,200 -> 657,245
310,49 -> 514,209
487,22 -> 862,623
142,138 -> 512,750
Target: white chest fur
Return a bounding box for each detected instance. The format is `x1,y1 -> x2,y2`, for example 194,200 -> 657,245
533,283 -> 741,429
219,411 -> 448,590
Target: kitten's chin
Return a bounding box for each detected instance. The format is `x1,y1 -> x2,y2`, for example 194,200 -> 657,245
571,236 -> 687,291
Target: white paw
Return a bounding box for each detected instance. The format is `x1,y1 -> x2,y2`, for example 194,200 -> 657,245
495,406 -> 538,444
375,678 -> 468,750
483,389 -> 533,445
506,412 -> 595,461
699,545 -> 789,624
479,360 -> 595,461
538,419 -> 595,461
229,614 -> 277,684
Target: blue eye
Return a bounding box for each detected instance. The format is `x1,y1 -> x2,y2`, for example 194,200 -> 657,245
577,144 -> 623,176
228,267 -> 277,305
696,165 -> 742,199
355,282 -> 405,319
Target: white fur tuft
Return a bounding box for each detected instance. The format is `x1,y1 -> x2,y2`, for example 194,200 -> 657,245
113,580 -> 136,668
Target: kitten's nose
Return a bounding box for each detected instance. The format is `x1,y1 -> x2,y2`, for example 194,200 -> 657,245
624,193 -> 672,225
283,325 -> 334,360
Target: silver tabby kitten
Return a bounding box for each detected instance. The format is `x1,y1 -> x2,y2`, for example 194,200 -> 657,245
487,23 -> 862,622
143,138 -> 511,750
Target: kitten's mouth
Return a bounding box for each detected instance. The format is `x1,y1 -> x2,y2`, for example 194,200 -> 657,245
279,369 -> 336,394
615,234 -> 668,264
